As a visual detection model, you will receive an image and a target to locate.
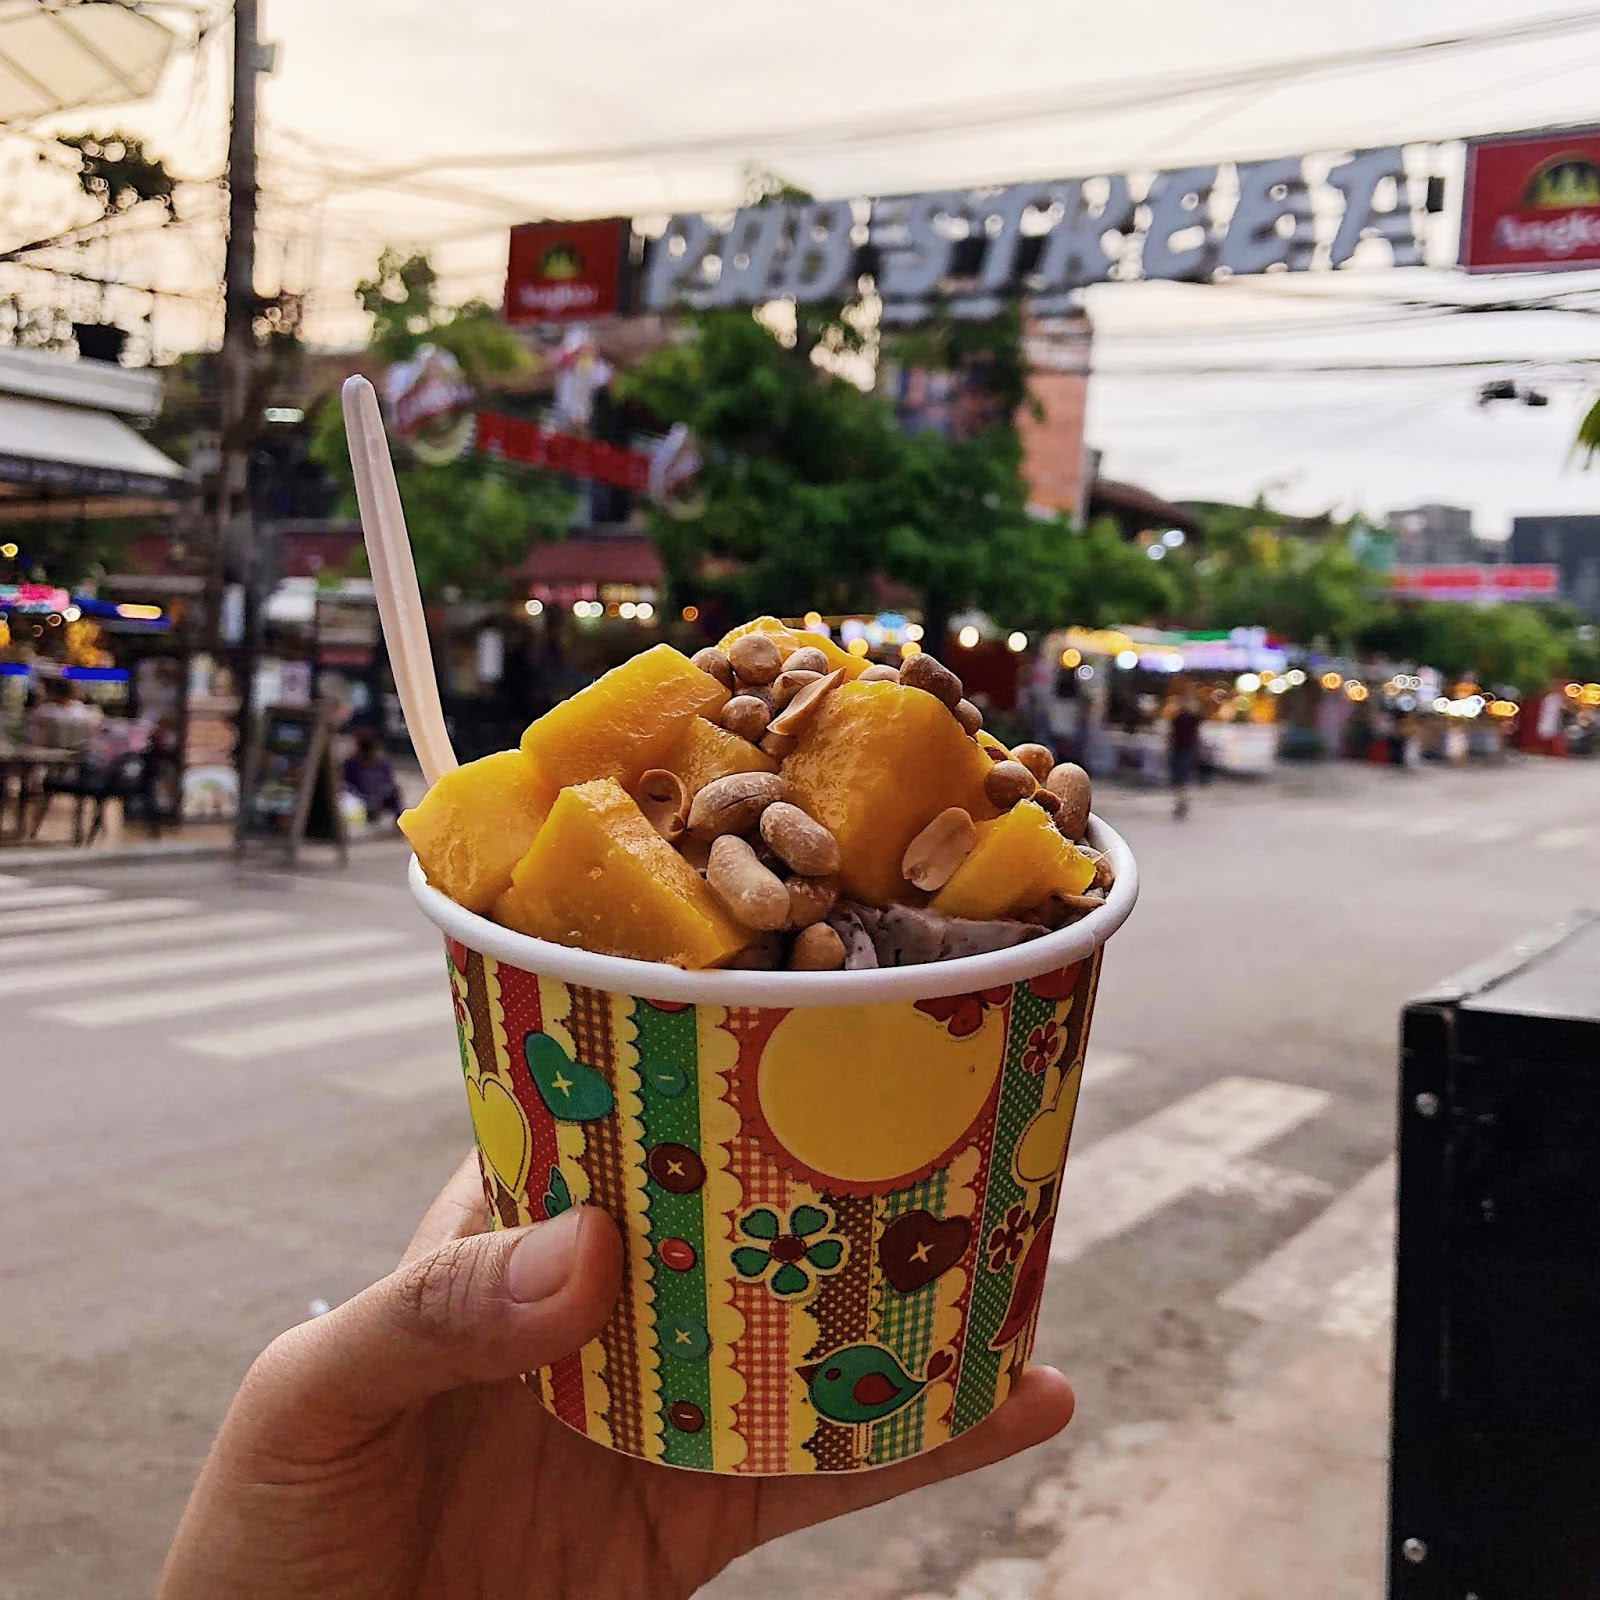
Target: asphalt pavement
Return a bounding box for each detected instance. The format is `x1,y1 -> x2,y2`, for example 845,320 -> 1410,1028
0,755 -> 1594,1600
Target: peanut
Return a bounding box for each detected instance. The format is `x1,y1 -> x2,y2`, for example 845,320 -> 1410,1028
984,759 -> 1037,810
790,922 -> 846,971
706,834 -> 790,931
786,874 -> 838,929
1033,787 -> 1063,817
901,806 -> 977,892
1010,742 -> 1055,783
727,632 -> 783,686
859,663 -> 901,683
760,801 -> 841,876
1079,845 -> 1115,892
719,694 -> 770,743
760,730 -> 798,760
954,698 -> 984,734
687,770 -> 787,840
728,932 -> 784,970
783,645 -> 829,676
770,667 -> 821,708
1044,762 -> 1091,840
690,646 -> 734,690
768,666 -> 844,736
899,652 -> 963,709
1033,889 -> 1105,927
635,768 -> 689,843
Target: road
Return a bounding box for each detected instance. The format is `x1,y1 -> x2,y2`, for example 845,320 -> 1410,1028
0,755 -> 1594,1600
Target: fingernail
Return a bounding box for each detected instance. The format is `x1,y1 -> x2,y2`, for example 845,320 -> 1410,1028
507,1208 -> 583,1304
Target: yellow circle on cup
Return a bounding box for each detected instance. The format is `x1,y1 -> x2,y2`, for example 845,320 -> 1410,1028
756,1002 -> 1005,1188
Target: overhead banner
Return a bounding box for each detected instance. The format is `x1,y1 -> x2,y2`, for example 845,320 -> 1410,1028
1388,564 -> 1561,603
637,143 -> 1431,321
1460,126 -> 1600,273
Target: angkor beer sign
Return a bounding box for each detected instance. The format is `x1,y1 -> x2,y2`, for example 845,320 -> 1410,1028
641,144 -> 1427,320
1460,126 -> 1600,273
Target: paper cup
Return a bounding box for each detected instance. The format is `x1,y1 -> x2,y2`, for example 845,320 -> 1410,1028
411,815 -> 1137,1474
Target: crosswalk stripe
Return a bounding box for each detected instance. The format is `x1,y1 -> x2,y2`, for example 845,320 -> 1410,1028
1533,824 -> 1589,850
327,1051 -> 462,1102
0,872 -> 30,887
0,884 -> 106,910
182,991 -> 451,1060
1050,1077 -> 1330,1267
1397,815 -> 1451,839
41,949 -> 445,1026
1467,820 -> 1518,844
0,896 -> 196,937
0,927 -> 403,998
6,909 -> 294,964
1218,1158 -> 1395,1339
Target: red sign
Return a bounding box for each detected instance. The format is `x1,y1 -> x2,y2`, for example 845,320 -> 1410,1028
1461,128 -> 1600,273
504,218 -> 630,324
1387,564 -> 1561,602
475,410 -> 651,490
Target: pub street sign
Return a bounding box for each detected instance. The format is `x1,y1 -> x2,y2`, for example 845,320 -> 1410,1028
640,144 -> 1431,322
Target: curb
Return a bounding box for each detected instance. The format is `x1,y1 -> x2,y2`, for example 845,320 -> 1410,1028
3,830 -> 405,870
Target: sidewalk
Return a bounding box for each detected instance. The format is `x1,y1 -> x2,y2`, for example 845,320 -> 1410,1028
908,1325 -> 1389,1600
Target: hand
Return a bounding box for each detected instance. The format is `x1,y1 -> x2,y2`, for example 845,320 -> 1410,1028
161,1154 -> 1074,1600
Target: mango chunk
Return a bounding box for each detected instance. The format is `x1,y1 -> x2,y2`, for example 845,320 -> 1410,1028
717,616 -> 866,680
781,679 -> 997,905
655,715 -> 777,797
521,644 -> 729,790
493,778 -> 747,969
931,800 -> 1095,920
401,750 -> 557,915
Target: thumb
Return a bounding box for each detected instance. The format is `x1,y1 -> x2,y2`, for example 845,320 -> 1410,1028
239,1206 -> 622,1457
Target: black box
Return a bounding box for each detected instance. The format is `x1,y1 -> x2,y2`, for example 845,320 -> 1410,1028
1391,911 -> 1600,1599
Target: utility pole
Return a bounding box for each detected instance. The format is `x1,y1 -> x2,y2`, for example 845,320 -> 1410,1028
218,0 -> 265,833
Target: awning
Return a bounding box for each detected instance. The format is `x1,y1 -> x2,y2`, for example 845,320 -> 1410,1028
0,391 -> 185,503
0,0 -> 175,123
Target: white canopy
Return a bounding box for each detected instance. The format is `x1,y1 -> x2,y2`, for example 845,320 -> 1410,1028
0,389 -> 184,495
0,0 -> 175,124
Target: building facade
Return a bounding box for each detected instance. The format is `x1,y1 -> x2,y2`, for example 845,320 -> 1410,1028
1509,515 -> 1600,618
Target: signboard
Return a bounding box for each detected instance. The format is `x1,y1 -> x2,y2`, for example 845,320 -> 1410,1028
504,217 -> 630,324
383,346 -> 475,465
639,142 -> 1428,319
1387,564 -> 1561,602
475,410 -> 699,499
1461,127 -> 1600,273
236,701 -> 348,864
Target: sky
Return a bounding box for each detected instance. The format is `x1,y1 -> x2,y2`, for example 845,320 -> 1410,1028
11,0 -> 1600,535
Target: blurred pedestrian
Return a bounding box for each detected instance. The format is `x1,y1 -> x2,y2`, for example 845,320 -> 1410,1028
158,1154 -> 1073,1600
1168,691 -> 1201,820
26,677 -> 102,751
342,728 -> 403,825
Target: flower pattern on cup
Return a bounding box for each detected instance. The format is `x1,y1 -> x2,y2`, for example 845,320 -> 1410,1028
1021,1020 -> 1062,1076
913,987 -> 1012,1039
986,1203 -> 1032,1272
731,1203 -> 847,1299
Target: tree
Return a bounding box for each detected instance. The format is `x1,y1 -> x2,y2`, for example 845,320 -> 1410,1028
309,251 -> 573,601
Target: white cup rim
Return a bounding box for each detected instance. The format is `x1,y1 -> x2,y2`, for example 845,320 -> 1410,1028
409,812 -> 1137,1008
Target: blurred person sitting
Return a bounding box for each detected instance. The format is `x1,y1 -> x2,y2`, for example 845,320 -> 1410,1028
25,677 -> 103,751
1168,691 -> 1201,821
342,727 -> 403,825
158,1154 -> 1073,1600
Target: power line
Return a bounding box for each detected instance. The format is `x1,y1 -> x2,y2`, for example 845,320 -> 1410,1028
311,8 -> 1600,188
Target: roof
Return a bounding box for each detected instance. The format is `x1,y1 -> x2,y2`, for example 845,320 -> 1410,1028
0,0 -> 175,122
1087,477 -> 1202,536
519,531 -> 662,586
0,392 -> 185,502
0,347 -> 162,418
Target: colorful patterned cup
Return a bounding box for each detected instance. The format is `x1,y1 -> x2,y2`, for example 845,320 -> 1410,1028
410,815 -> 1137,1474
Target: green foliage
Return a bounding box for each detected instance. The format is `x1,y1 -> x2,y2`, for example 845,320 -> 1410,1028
309,251 -> 572,602
1575,392 -> 1600,468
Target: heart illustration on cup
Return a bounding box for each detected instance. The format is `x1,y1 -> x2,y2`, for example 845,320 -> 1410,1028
878,1209 -> 971,1294
465,1073 -> 531,1196
524,1032 -> 615,1122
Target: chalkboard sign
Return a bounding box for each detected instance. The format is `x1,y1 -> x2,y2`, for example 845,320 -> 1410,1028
236,701 -> 348,864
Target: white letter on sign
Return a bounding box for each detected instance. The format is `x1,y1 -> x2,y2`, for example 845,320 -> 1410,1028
707,205 -> 789,307
1140,166 -> 1220,282
642,214 -> 716,311
1326,147 -> 1421,268
778,200 -> 857,302
1034,176 -> 1135,291
1220,157 -> 1315,276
